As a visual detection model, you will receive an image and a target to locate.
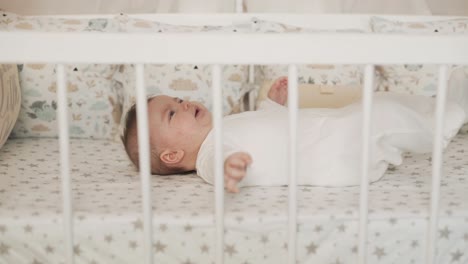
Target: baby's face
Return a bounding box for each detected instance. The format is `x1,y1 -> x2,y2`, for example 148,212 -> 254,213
148,95 -> 212,152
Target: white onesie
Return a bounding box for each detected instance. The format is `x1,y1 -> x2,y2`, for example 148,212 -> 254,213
196,92 -> 465,187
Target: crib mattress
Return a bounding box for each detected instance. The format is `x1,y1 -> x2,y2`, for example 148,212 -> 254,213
0,133 -> 467,264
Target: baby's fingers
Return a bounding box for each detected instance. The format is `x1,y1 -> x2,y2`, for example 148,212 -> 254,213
227,153 -> 252,170
280,76 -> 288,83
276,76 -> 287,83
237,153 -> 253,166
227,158 -> 248,170
225,167 -> 246,180
225,178 -> 239,193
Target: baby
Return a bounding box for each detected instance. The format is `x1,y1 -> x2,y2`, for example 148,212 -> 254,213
121,77 -> 288,191
122,77 -> 466,193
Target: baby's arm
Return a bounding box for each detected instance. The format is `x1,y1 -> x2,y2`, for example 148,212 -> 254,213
224,152 -> 252,193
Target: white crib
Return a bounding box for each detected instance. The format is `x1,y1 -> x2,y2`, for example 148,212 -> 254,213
0,12 -> 468,264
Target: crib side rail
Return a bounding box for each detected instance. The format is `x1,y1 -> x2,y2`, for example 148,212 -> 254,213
2,31 -> 468,264
1,32 -> 468,65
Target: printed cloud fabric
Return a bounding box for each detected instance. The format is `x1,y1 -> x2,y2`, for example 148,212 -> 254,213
0,11 -> 121,140
370,16 -> 468,96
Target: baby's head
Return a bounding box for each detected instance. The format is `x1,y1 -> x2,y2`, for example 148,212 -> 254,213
121,95 -> 212,175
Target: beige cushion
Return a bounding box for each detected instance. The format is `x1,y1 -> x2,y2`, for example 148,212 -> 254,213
256,80 -> 361,109
0,65 -> 21,149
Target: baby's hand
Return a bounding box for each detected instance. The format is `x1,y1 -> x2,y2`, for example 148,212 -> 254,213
224,152 -> 252,193
268,76 -> 288,106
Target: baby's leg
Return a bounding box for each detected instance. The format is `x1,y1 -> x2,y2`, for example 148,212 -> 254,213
376,68 -> 468,124
373,91 -> 465,149
374,92 -> 435,117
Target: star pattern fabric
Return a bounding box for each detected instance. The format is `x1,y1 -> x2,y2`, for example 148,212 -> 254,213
0,130 -> 467,263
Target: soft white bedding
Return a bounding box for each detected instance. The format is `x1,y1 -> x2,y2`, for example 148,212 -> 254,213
197,94 -> 465,187
0,134 -> 467,263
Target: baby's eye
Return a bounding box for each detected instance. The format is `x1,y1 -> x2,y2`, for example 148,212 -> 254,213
169,110 -> 175,120
178,98 -> 183,103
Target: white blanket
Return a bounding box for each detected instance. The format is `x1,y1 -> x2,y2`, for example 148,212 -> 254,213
196,92 -> 465,187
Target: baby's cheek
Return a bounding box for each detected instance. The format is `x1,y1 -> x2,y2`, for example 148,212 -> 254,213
176,119 -> 192,129
175,122 -> 196,137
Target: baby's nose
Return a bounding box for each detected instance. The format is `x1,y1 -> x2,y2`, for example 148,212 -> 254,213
182,101 -> 190,110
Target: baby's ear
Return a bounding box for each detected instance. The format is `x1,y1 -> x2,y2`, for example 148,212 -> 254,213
160,149 -> 185,165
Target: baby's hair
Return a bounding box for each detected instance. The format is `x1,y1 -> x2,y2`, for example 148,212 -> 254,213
121,97 -> 189,175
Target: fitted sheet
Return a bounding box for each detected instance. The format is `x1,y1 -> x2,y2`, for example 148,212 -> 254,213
0,132 -> 467,264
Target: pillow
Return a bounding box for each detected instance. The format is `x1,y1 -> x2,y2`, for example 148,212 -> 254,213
252,18 -> 374,108
0,11 -> 121,140
0,65 -> 21,149
370,16 -> 468,96
252,19 -> 366,84
115,14 -> 251,133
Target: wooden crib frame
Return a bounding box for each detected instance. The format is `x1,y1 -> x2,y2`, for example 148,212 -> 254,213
1,12 -> 468,264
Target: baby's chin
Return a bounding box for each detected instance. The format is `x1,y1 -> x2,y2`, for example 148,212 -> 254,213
202,116 -> 214,128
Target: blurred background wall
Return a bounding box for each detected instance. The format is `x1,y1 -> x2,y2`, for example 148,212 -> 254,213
0,0 -> 466,15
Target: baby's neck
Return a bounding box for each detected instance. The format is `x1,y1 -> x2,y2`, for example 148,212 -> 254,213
183,126 -> 212,171
183,145 -> 202,171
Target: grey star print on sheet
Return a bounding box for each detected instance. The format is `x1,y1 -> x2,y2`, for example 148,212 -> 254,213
0,129 -> 467,263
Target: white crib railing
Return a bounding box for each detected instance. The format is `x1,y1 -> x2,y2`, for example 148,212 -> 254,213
1,30 -> 468,264
56,64 -> 74,264
212,64 -> 225,264
287,64 -> 298,264
134,64 -> 154,264
358,64 -> 375,264
428,64 -> 450,264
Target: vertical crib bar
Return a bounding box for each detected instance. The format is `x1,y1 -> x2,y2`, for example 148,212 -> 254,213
235,0 -> 243,13
248,65 -> 255,110
135,64 -> 154,264
426,65 -> 449,264
212,64 -> 225,264
56,64 -> 74,264
287,64 -> 298,264
358,64 -> 375,264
